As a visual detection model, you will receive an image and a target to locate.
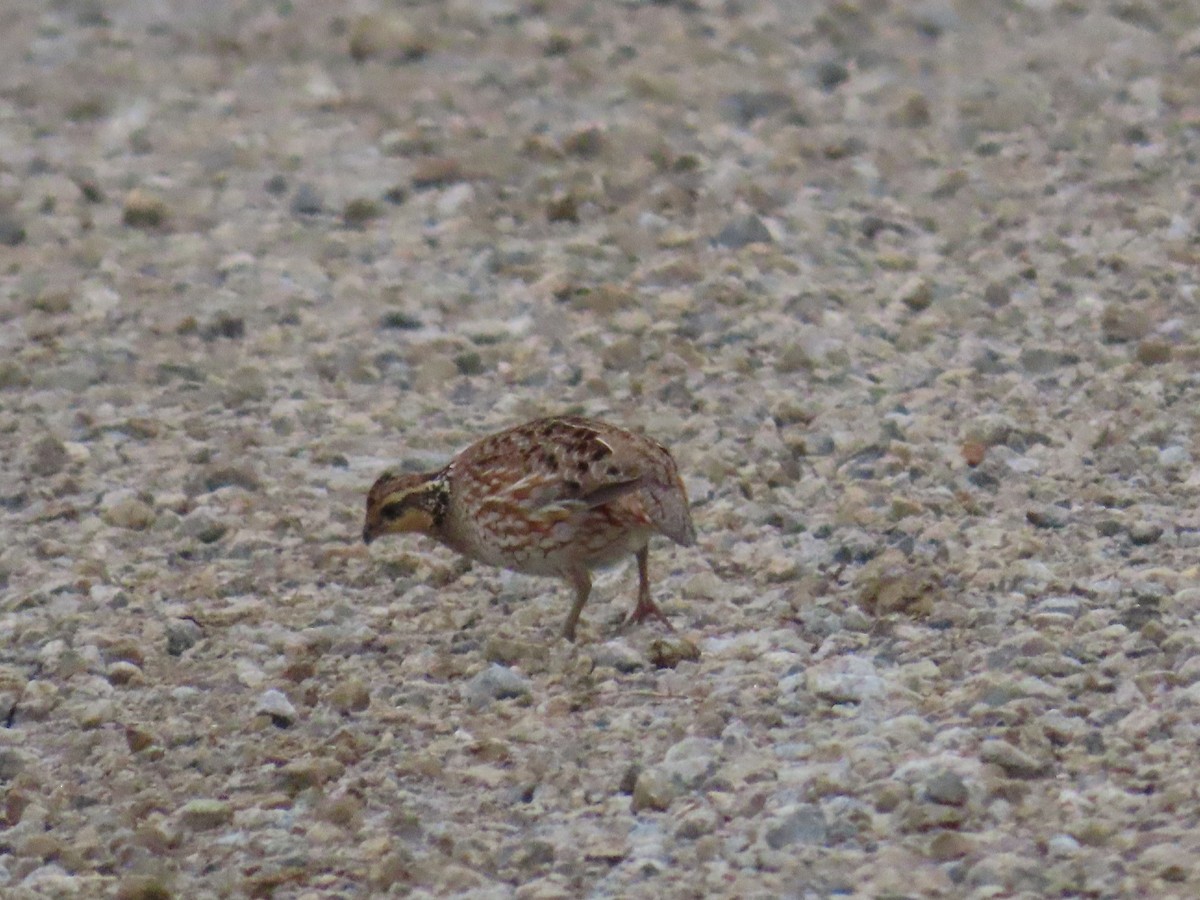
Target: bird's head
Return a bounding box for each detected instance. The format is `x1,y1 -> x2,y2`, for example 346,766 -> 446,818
362,469 -> 449,544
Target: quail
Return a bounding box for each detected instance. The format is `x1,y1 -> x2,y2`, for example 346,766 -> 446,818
363,416 -> 695,641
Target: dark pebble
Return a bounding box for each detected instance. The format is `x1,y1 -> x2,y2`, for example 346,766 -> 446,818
0,214 -> 27,246
202,315 -> 245,340
291,184 -> 324,215
1027,505 -> 1068,529
714,214 -> 773,248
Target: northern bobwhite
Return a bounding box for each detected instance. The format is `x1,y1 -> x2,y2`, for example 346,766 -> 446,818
363,416 -> 696,641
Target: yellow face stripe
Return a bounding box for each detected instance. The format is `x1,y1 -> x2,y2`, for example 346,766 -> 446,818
379,483 -> 428,507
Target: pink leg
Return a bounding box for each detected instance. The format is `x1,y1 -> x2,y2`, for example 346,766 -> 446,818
626,547 -> 674,631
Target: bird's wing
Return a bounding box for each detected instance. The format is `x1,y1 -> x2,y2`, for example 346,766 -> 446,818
471,417 -> 648,519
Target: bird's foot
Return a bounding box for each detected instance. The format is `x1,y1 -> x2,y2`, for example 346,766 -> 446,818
624,594 -> 675,632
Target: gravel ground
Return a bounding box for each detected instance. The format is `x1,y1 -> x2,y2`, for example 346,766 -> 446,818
3,1 -> 1200,897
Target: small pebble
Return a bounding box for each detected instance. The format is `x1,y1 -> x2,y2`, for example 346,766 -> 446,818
178,799 -> 233,830
201,314 -> 245,340
928,831 -> 974,862
961,441 -> 986,467
106,661 -> 143,686
631,768 -> 676,812
411,158 -> 466,189
1026,505 -> 1068,529
1100,304 -> 1151,343
807,656 -> 886,704
713,215 -> 773,248
897,276 -> 934,311
923,770 -> 968,806
1136,339 -> 1171,364
0,213 -> 26,246
764,804 -> 827,849
591,641 -> 645,673
1047,833 -> 1081,856
348,13 -> 429,63
562,125 -> 604,158
463,664 -> 531,709
29,435 -> 69,477
291,184 -> 324,215
721,90 -> 794,126
329,678 -> 371,713
979,740 -> 1046,778
101,491 -> 156,530
983,281 -> 1010,308
648,637 -> 701,669
1128,522 -> 1164,546
255,689 -> 298,727
165,619 -> 202,656
343,197 -> 383,228
1158,446 -> 1190,468
122,189 -> 168,229
180,511 -> 228,544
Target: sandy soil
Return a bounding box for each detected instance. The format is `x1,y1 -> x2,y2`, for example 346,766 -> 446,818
3,1 -> 1200,897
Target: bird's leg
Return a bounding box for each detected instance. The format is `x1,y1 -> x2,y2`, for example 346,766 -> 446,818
627,546 -> 674,631
562,566 -> 592,642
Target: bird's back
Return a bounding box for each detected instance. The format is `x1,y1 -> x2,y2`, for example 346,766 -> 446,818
443,416 -> 694,569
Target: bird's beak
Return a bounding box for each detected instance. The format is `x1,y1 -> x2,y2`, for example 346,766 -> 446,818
362,526 -> 375,545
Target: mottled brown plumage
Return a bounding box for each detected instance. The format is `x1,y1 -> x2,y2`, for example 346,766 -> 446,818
364,416 -> 695,641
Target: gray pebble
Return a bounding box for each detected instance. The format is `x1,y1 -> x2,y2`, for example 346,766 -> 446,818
979,740 -> 1046,778
255,689 -> 297,726
713,215 -> 773,249
223,366 -> 267,407
590,640 -> 645,673
806,656 -> 886,704
897,276 -> 933,311
0,213 -> 26,246
29,435 -> 68,477
910,1 -> 958,37
631,767 -> 677,813
1019,347 -> 1076,373
192,464 -> 262,494
1101,304 -> 1151,343
180,511 -> 228,544
291,183 -> 324,215
1047,833 -> 1081,856
659,737 -> 719,788
764,803 -> 827,849
721,91 -> 795,126
0,360 -> 29,389
923,770 -> 968,806
814,59 -> 849,90
983,281 -> 1011,307
1158,446 -> 1190,468
178,799 -> 234,830
166,619 -> 202,656
0,748 -> 33,780
1026,505 -> 1068,529
674,806 -> 718,839
464,664 -> 531,709
1128,522 -> 1164,546
201,314 -> 245,341
1031,596 -> 1081,628
100,491 -> 156,530
122,189 -> 169,229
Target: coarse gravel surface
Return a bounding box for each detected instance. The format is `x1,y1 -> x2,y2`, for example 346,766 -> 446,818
3,1 -> 1200,898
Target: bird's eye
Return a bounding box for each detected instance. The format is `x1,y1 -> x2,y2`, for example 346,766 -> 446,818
381,502 -> 406,520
